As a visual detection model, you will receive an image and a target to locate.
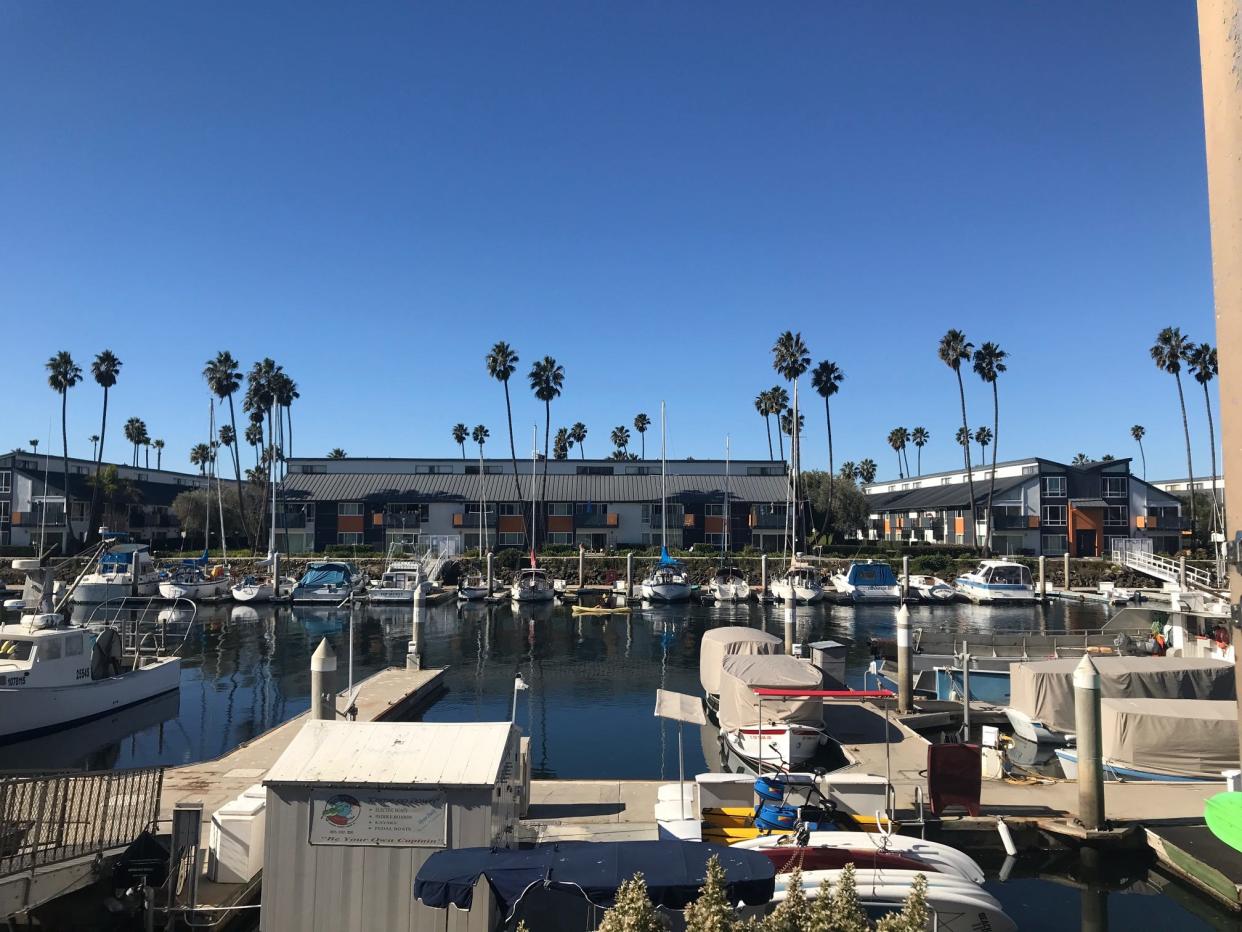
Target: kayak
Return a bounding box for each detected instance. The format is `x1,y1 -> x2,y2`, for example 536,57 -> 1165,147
571,604 -> 631,615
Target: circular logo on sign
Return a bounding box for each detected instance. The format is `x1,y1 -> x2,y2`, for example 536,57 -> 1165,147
321,794 -> 362,827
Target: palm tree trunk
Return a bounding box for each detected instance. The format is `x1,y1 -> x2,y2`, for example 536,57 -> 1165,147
1202,381 -> 1221,527
956,368 -> 977,547
285,405 -> 293,459
986,383 -> 999,556
824,397 -> 834,542
579,441 -> 584,460
502,380 -> 524,512
61,392 -> 75,545
776,422 -> 785,463
764,416 -> 773,460
1138,440 -> 1147,480
157,449 -> 162,470
145,446 -> 149,469
1175,374 -> 1197,542
541,403 -> 551,549
225,395 -> 250,547
88,387 -> 109,542
916,445 -> 922,477
640,433 -> 645,460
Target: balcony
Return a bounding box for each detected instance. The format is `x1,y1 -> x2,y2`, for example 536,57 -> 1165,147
576,511 -> 617,528
1138,514 -> 1189,530
454,511 -> 497,528
992,514 -> 1038,530
749,511 -> 787,529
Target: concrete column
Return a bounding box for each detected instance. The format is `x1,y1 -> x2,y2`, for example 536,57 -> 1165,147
578,545 -> 585,590
1179,555 -> 1187,590
486,551 -> 494,596
1063,552 -> 1071,592
625,551 -> 634,600
1073,654 -> 1105,831
783,603 -> 795,655
1039,555 -> 1047,600
902,555 -> 910,602
896,603 -> 912,713
761,554 -> 768,597
408,605 -> 424,670
310,638 -> 336,721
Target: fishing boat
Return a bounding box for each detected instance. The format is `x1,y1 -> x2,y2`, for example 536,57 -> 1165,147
831,561 -> 901,603
291,561 -> 367,603
770,562 -> 825,604
0,560 -> 182,742
640,403 -> 692,603
732,830 -> 985,884
699,626 -> 783,719
909,573 -> 957,603
954,560 -> 1036,603
367,545 -> 434,604
72,539 -> 161,603
717,654 -> 828,773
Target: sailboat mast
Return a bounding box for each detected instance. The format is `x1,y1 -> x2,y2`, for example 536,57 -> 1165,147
531,424 -> 538,558
791,380 -> 800,556
212,399 -> 229,567
479,448 -> 486,553
724,435 -> 730,560
660,401 -> 667,549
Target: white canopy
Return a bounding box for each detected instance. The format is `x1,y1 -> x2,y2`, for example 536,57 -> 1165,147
699,626 -> 783,696
716,655 -> 823,732
654,689 -> 708,726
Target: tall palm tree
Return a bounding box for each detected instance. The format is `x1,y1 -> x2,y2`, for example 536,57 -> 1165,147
528,356 -> 565,519
143,439 -> 151,469
911,427 -> 930,476
46,351 -> 83,542
153,438 -> 165,470
767,386 -> 790,462
633,413 -> 651,459
939,330 -> 977,547
272,373 -> 299,459
974,426 -> 992,470
205,351 -> 250,542
772,331 -> 810,468
486,342 -> 524,507
190,443 -> 212,474
245,420 -> 264,469
1151,327 -> 1197,541
471,424 -> 489,458
610,425 -> 631,457
897,427 -> 912,477
89,435 -> 100,459
1071,453 -> 1091,466
886,428 -> 907,478
87,350 -> 122,541
1130,425 -> 1147,480
123,418 -> 142,466
754,391 -> 775,459
245,358 -> 282,540
1186,343 -> 1221,525
570,422 -> 588,459
553,427 -> 571,460
839,461 -> 857,481
972,341 -> 1008,554
955,426 -> 971,457
857,459 -> 877,484
327,448 -> 347,459
452,423 -> 469,458
29,439 -> 38,454
810,360 -> 844,534
779,408 -> 804,440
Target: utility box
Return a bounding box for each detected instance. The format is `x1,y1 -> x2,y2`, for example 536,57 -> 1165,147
207,784 -> 266,884
808,640 -> 849,689
260,720 -> 521,932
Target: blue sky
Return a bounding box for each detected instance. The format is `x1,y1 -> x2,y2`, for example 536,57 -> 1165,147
0,1 -> 1220,482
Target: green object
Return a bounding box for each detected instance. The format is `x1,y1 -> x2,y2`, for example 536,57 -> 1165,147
1204,792 -> 1242,852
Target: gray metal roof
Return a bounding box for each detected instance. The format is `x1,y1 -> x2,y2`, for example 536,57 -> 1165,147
866,475 -> 1029,512
281,471 -> 791,504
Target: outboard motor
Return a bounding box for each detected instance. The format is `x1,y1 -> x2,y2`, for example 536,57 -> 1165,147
91,627 -> 123,679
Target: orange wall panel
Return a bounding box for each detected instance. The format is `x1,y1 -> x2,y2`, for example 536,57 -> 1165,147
705,516 -> 726,533
547,516 -> 574,533
498,516 -> 526,533
953,516 -> 964,535
337,515 -> 364,533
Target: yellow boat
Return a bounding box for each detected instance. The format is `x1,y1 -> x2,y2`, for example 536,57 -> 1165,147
699,807 -> 893,843
570,604 -> 631,615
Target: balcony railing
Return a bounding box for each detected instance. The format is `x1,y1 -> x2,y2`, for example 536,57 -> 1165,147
992,514 -> 1037,530
1139,514 -> 1189,530
749,512 -> 787,529
576,511 -> 617,528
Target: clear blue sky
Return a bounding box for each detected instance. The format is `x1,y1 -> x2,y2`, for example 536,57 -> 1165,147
0,1 -> 1220,481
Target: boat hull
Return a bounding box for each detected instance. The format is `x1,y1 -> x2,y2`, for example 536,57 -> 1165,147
1004,707 -> 1067,745
458,586 -> 489,601
291,587 -> 358,603
955,579 -> 1037,603
641,582 -> 692,602
159,578 -> 230,601
770,582 -> 824,604
511,586 -> 555,603
231,583 -> 274,603
73,579 -> 161,603
722,725 -> 823,773
847,585 -> 901,604
732,830 -> 986,884
1054,749 -> 1209,783
709,581 -> 751,602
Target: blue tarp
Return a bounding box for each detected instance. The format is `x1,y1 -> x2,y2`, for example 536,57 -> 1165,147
298,563 -> 351,587
414,841 -> 774,912
181,548 -> 209,567
659,546 -> 679,566
847,562 -> 898,586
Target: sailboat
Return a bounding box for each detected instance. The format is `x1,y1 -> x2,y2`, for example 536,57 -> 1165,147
769,382 -> 825,604
231,425 -> 294,603
458,447 -> 491,601
511,426 -> 555,603
640,403 -> 691,603
162,402 -> 232,601
708,436 -> 750,602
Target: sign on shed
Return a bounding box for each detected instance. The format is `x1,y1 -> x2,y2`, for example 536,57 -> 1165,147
309,789 -> 446,847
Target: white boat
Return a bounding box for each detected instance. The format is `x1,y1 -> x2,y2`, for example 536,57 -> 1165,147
717,654 -> 827,773
291,561 -> 367,603
230,569 -> 296,603
699,626 -> 783,718
72,541 -> 161,603
831,561 -> 901,603
159,562 -> 230,601
457,572 -> 490,601
732,830 -> 985,884
954,560 -> 1036,603
368,560 -> 434,604
771,562 -> 825,604
909,574 -> 957,603
0,561 -> 182,742
511,566 -> 556,603
708,568 -> 751,602
640,404 -> 692,603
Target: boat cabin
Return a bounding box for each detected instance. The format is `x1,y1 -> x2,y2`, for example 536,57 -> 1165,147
971,562 -> 1033,587
0,619 -> 99,688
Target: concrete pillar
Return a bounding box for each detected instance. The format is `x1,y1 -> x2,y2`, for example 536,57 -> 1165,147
578,545 -> 586,590
625,551 -> 634,600
408,606 -> 424,670
1039,555 -> 1047,600
1073,654 -> 1105,831
486,551 -> 494,596
1063,552 -> 1071,592
901,555 -> 910,602
1179,555 -> 1187,590
896,603 -> 912,714
1078,848 -> 1109,932
783,603 -> 795,655
310,638 -> 336,721
761,554 -> 768,597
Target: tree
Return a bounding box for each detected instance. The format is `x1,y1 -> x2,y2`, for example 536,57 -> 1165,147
972,341 -> 1007,555
29,439 -> 38,454
764,866 -> 810,932
451,423 -> 469,458
755,391 -> 775,460
86,464 -> 142,532
876,873 -> 930,932
123,417 -> 145,467
553,427 -> 571,459
973,426 -> 992,469
779,409 -> 804,440
682,856 -> 738,932
810,360 -> 844,537
767,386 -> 790,462
1151,327 -> 1197,541
596,873 -> 666,932
245,419 -> 264,469
153,438 -> 165,470
486,342 -> 524,512
819,862 -> 869,932
857,458 -> 877,484
910,427 -> 929,477
89,435 -> 100,459
886,428 -> 906,478
838,460 -> 857,481
939,329 -> 977,547
1130,425 -> 1147,480
1101,453 -> 1116,461
772,330 -> 811,552
204,351 -> 249,544
272,371 -> 299,459
327,448 -> 347,459
570,421 -> 588,459
634,413 -> 651,459
1072,452 -> 1091,466
955,425 -> 971,452
143,438 -> 151,469
87,349 -> 122,542
611,425 -> 632,457
1186,342 -> 1222,528
46,350 -> 83,543
472,424 -> 489,458
190,443 -> 212,474
528,356 -> 565,527
805,470 -> 869,543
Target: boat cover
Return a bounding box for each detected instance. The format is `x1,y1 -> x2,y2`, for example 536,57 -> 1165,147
414,841 -> 774,911
717,655 -> 823,732
659,545 -> 681,567
101,544 -> 149,565
846,562 -> 898,586
1008,657 -> 1235,734
298,563 -> 351,587
1100,698 -> 1239,778
699,627 -> 783,695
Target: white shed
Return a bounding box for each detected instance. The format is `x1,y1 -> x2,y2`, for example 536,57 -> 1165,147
260,720 -> 521,932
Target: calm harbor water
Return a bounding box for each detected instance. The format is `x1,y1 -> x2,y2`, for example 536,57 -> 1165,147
2,597 -> 1227,929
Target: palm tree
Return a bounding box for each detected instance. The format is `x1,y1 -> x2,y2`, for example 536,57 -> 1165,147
471,424 -> 489,458
955,426 -> 971,452
1072,453 -> 1091,466
857,459 -> 877,484
897,427 -> 911,476
1186,343 -> 1221,525
123,418 -> 143,466
153,438 -> 165,470
1130,425 -> 1147,480
528,356 -> 565,517
29,439 -> 38,454
486,342 -> 524,507
810,360 -> 844,533
553,427 -> 571,460
1101,453 -> 1116,461
46,351 -> 83,542
143,438 -> 151,469
570,422 -> 588,459
886,428 -> 907,478
754,391 -> 775,459
772,331 -> 810,478
205,351 -> 250,542
611,425 -> 631,457
327,448 -> 347,459
87,349 -> 122,541
272,373 -> 299,459
780,408 -> 804,440
767,386 -> 790,461
633,413 -> 651,459
89,435 -> 100,459
939,330 -> 977,547
911,427 -> 930,476
452,423 -> 469,458
1151,327 -> 1197,540
190,443 -> 212,475
245,420 -> 264,469
974,426 -> 992,470
972,342 -> 1008,555
839,461 -> 857,481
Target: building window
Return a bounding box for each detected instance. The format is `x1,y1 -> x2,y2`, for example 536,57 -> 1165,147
0,470 -> 10,493
415,465 -> 451,475
498,503 -> 523,516
1102,476 -> 1127,498
1105,506 -> 1128,526
547,503 -> 574,517
705,504 -> 725,517
625,465 -> 656,475
387,502 -> 428,523
745,465 -> 785,477
338,502 -> 363,516
941,477 -> 952,486
577,466 -> 614,476
705,533 -> 725,547
336,532 -> 364,545
546,532 -> 574,545
485,465 -> 506,474
1042,505 -> 1067,526
1042,476 -> 1066,497
498,532 -> 525,546
1022,465 -> 1038,475
0,502 -> 8,525
642,503 -> 684,525
301,464 -> 327,474
1042,534 -> 1068,555
465,503 -> 496,516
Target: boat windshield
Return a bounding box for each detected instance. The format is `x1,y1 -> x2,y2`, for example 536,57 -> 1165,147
988,565 -> 1032,586
0,638 -> 34,662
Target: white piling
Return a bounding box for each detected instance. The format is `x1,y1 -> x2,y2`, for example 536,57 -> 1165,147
1039,555 -> 1047,600
761,554 -> 768,597
486,551 -> 494,596
310,638 -> 336,721
1073,654 -> 1105,831
902,555 -> 910,602
896,603 -> 913,713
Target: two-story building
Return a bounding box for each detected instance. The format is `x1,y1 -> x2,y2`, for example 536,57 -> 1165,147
278,457 -> 792,553
862,456 -> 1186,556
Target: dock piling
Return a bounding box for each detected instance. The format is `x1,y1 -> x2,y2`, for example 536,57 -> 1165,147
310,638 -> 336,721
578,545 -> 585,590
783,603 -> 795,655
1039,555 -> 1047,600
486,551 -> 494,595
1179,555 -> 1187,590
1073,654 -> 1106,831
896,603 -> 912,713
1063,552 -> 1071,592
408,606 -> 423,670
761,554 -> 768,597
626,551 -> 634,600
902,555 -> 910,601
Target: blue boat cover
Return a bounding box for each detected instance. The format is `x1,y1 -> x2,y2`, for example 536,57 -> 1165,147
659,546 -> 679,566
414,841 -> 774,912
847,562 -> 898,586
181,547 -> 209,567
299,563 -> 350,587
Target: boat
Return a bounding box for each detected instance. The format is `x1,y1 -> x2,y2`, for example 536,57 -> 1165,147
731,830 -> 985,884
640,403 -> 692,603
0,559 -> 182,742
908,574 -> 957,603
1055,698 -> 1238,782
1004,655 -> 1235,744
831,561 -> 901,603
717,654 -> 828,773
231,451 -> 295,603
367,559 -> 434,604
511,565 -> 556,603
770,563 -> 826,604
571,603 -> 630,616
700,626 -> 783,719
159,556 -> 230,601
707,440 -> 751,602
72,540 -> 161,603
457,571 -> 490,601
291,561 -> 367,603
954,560 -> 1036,603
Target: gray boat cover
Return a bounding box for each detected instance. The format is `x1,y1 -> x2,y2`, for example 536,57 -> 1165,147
716,655 -> 823,732
1100,698 -> 1239,778
699,627 -> 783,695
1009,657 -> 1235,734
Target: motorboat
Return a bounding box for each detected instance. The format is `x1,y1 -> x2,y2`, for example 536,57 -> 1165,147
707,567 -> 751,602
291,561 -> 367,603
731,830 -> 985,884
367,560 -> 434,604
909,574 -> 957,603
717,654 -> 828,773
641,548 -> 692,603
831,561 -> 900,603
954,560 -> 1036,603
511,566 -> 556,603
72,541 -> 161,603
159,560 -> 230,601
770,562 -> 825,604
0,560 -> 182,742
457,571 -> 490,601
699,626 -> 783,719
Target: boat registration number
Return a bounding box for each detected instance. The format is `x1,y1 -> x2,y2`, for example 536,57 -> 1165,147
75,667 -> 92,681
